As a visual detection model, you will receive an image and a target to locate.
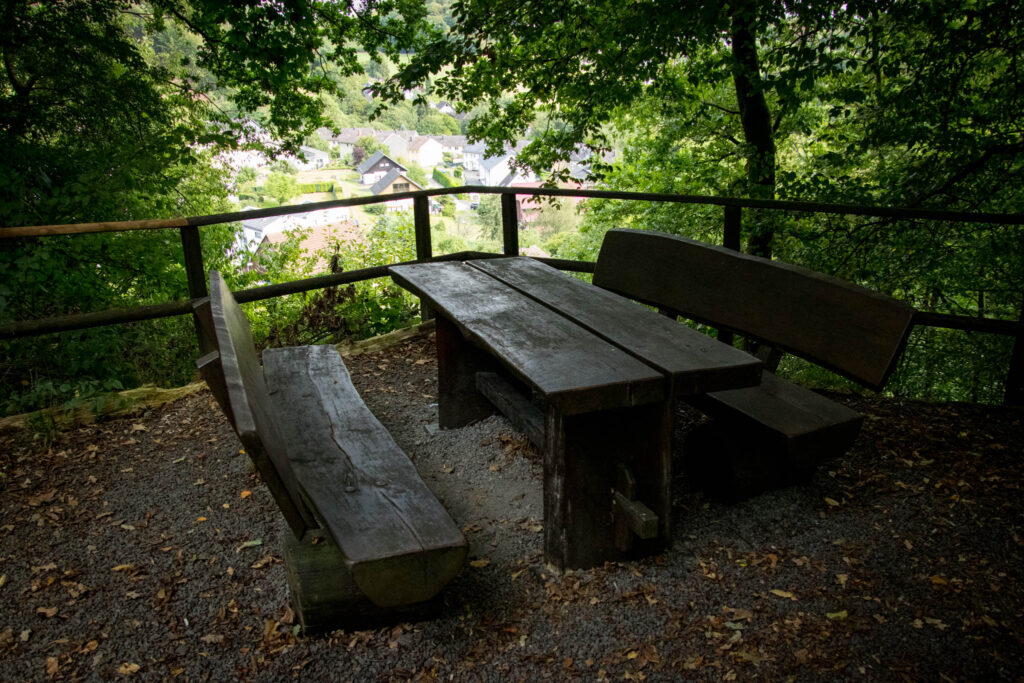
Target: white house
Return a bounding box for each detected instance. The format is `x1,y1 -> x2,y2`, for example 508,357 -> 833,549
356,151 -> 406,185
296,146 -> 329,170
407,136 -> 444,168
463,141 -> 486,172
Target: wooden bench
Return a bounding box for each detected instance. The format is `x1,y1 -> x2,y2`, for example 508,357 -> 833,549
593,228 -> 916,499
193,270 -> 466,632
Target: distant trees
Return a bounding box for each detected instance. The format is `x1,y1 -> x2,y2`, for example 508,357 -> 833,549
352,136 -> 389,166
263,173 -> 299,204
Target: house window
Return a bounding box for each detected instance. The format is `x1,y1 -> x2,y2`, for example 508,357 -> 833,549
393,183 -> 410,192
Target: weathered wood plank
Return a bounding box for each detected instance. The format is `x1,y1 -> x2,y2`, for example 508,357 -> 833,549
475,372 -> 545,450
689,372 -> 864,470
263,344 -> 467,607
435,316 -> 499,429
543,401 -> 672,571
390,262 -> 665,415
283,530 -> 442,633
207,271 -> 317,537
470,257 -> 762,396
593,228 -> 915,390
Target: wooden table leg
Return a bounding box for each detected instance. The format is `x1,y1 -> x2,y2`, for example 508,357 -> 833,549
434,315 -> 499,429
543,400 -> 672,571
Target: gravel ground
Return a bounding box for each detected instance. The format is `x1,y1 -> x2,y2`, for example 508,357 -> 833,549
1,332 -> 1023,681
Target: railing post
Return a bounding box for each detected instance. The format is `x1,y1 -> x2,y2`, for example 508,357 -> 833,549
179,224 -> 213,352
723,205 -> 742,252
717,205 -> 742,347
1005,294 -> 1024,406
413,196 -> 434,321
501,193 -> 519,256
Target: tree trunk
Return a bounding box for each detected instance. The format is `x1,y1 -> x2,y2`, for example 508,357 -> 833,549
730,5 -> 776,259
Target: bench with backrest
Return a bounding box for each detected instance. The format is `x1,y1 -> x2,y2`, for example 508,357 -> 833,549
193,270 -> 466,632
593,228 -> 916,499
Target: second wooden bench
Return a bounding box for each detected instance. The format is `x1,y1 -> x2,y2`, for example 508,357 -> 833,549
593,228 -> 916,499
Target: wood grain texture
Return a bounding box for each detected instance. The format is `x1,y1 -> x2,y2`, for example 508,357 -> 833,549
471,257 -> 762,396
593,229 -> 915,390
282,530 -> 442,633
543,401 -> 672,571
689,372 -> 864,470
435,316 -> 499,429
390,261 -> 665,414
263,344 -> 467,607
475,372 -> 545,450
207,271 -> 317,537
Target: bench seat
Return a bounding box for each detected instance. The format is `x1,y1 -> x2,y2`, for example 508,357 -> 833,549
196,270 -> 466,631
262,345 -> 467,609
686,373 -> 864,498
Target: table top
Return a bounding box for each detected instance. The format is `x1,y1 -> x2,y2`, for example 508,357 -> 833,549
389,257 -> 761,414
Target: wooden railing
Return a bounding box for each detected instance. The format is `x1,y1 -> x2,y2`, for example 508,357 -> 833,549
2,185 -> 1022,403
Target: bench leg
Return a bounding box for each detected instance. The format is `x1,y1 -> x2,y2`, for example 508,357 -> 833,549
283,531 -> 442,634
543,401 -> 672,572
435,315 -> 500,429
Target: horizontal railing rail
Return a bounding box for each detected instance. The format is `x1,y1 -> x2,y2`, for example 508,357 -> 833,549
1,185 -> 1021,403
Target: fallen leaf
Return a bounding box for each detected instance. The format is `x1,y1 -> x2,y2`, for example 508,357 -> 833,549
469,558 -> 490,568
117,662 -> 140,675
824,497 -> 840,507
36,606 -> 58,618
235,539 -> 263,553
826,610 -> 848,620
251,554 -> 277,569
0,574 -> 6,589
46,657 -> 59,675
111,564 -> 133,573
130,424 -> 147,432
240,490 -> 252,499
27,490 -> 57,507
200,634 -> 224,644
770,589 -> 796,600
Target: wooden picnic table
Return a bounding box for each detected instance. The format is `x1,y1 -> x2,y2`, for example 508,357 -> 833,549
390,257 -> 761,570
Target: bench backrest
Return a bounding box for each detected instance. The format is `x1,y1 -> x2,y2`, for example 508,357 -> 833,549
195,271 -> 316,537
593,228 -> 915,391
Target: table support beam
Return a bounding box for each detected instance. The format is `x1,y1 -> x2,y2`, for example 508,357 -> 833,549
435,315 -> 500,428
543,401 -> 672,571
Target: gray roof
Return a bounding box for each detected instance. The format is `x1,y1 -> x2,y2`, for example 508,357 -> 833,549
369,168 -> 421,195
481,154 -> 510,173
240,214 -> 280,232
356,150 -> 405,175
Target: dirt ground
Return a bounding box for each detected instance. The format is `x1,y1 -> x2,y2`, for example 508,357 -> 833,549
1,333 -> 1023,681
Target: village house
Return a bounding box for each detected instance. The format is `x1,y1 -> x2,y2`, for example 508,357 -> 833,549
257,221 -> 362,272
369,169 -> 423,211
408,136 -> 444,168
435,135 -> 467,160
357,151 -> 406,185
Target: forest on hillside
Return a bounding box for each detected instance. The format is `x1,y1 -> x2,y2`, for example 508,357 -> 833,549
1,0 -> 1022,417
